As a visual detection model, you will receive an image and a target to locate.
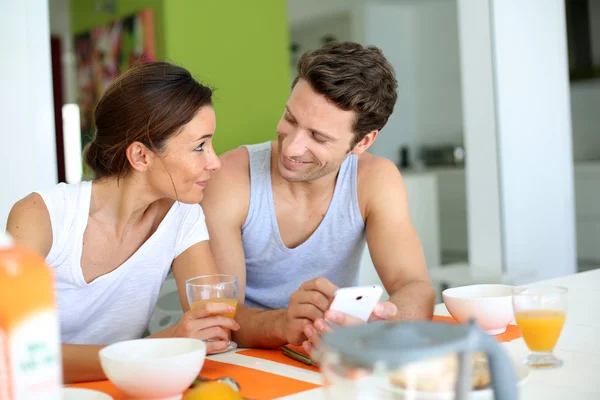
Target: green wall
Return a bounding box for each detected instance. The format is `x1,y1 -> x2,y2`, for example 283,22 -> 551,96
70,0 -> 290,155
163,0 -> 290,154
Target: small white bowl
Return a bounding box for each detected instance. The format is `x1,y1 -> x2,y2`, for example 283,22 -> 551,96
442,284 -> 515,335
61,388 -> 113,399
99,338 -> 206,400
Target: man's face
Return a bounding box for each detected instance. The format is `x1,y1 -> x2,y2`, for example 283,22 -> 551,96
276,79 -> 357,182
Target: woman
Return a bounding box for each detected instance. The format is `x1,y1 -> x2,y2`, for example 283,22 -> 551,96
6,62 -> 239,383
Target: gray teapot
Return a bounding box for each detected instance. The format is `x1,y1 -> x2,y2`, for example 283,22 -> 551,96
318,319 -> 519,399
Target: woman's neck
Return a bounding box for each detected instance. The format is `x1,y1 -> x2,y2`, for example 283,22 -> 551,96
89,176 -> 159,239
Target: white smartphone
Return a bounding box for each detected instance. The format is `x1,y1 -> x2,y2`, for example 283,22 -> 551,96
327,285 -> 384,322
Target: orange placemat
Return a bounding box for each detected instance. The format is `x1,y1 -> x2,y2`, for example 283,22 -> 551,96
201,359 -> 319,398
237,348 -> 319,372
67,359 -> 319,400
432,315 -> 522,342
238,316 -> 522,368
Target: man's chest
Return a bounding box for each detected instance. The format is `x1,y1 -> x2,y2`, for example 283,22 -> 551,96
272,195 -> 331,249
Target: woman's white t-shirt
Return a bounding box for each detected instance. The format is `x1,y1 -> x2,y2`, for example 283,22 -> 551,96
36,181 -> 209,345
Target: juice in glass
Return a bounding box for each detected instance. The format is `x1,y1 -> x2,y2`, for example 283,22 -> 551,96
515,310 -> 565,352
186,274 -> 238,352
190,298 -> 238,319
512,285 -> 567,369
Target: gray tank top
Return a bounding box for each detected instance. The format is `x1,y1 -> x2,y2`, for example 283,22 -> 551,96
242,142 -> 366,310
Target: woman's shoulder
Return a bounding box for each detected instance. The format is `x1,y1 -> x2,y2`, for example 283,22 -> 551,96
7,181 -> 91,258
37,181 -> 91,205
7,192 -> 53,257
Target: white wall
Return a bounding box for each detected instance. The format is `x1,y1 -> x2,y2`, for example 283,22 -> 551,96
492,0 -> 576,280
456,0 -> 504,275
411,0 -> 463,148
458,0 -> 576,281
287,0 -> 356,28
0,1 -> 58,230
289,0 -> 600,164
288,0 -> 464,167
363,2 -> 418,165
363,0 -> 463,166
289,13 -> 352,87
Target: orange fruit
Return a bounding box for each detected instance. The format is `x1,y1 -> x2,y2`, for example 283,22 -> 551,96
183,382 -> 243,400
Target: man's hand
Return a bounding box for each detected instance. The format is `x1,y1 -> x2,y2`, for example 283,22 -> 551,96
302,301 -> 398,356
281,277 -> 339,345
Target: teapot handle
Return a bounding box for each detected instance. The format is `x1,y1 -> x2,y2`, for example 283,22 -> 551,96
472,328 -> 519,400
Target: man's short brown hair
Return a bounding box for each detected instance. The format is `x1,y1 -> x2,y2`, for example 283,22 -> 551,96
293,41 -> 398,146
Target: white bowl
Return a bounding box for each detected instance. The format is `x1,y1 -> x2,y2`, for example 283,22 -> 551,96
61,388 -> 113,399
442,284 -> 515,335
99,338 -> 206,400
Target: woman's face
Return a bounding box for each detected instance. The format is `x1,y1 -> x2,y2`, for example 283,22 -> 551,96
147,106 -> 221,204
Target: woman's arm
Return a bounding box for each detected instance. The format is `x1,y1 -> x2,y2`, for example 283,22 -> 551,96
61,298 -> 239,384
61,344 -> 107,384
171,241 -> 220,311
58,241 -> 239,384
170,241 -> 240,353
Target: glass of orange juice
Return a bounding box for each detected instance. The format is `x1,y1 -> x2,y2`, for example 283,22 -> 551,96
186,274 -> 238,352
512,285 -> 567,369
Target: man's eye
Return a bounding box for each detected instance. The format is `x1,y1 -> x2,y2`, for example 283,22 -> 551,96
312,132 -> 326,143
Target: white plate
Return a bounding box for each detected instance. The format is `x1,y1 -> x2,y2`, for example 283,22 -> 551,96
324,358 -> 529,399
61,388 -> 114,400
393,356 -> 530,400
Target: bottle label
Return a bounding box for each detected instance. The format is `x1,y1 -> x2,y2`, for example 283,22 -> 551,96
1,311 -> 62,400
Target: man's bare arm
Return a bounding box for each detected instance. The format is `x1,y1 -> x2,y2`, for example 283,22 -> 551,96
361,156 -> 436,320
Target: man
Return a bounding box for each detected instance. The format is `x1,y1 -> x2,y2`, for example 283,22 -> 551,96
201,41 -> 435,355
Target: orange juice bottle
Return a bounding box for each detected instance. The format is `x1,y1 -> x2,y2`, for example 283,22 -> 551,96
0,232 -> 62,399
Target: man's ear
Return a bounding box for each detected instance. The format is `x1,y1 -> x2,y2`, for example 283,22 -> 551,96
351,130 -> 378,155
126,141 -> 154,172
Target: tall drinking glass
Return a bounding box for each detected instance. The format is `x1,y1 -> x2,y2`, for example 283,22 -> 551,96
512,285 -> 567,368
186,274 -> 238,353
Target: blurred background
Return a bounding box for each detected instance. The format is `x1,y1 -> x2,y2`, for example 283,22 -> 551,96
1,0 -> 598,309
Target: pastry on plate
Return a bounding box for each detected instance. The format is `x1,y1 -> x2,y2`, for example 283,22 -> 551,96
389,352 -> 491,392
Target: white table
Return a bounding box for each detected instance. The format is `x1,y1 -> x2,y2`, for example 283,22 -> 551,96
206,269 -> 600,399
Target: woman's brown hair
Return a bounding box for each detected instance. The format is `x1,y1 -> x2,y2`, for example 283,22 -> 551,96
83,61 -> 213,179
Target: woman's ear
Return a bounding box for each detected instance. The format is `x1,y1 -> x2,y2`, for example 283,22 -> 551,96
125,141 -> 153,172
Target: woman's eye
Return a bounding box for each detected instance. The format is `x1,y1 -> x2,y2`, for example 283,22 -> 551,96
194,142 -> 205,152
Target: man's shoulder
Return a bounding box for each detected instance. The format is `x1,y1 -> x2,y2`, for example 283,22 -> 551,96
356,152 -> 407,212
201,146 -> 252,218
216,141 -> 275,183
219,146 -> 250,174
356,152 -> 402,182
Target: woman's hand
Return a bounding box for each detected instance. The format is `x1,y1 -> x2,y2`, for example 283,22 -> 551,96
171,302 -> 240,354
